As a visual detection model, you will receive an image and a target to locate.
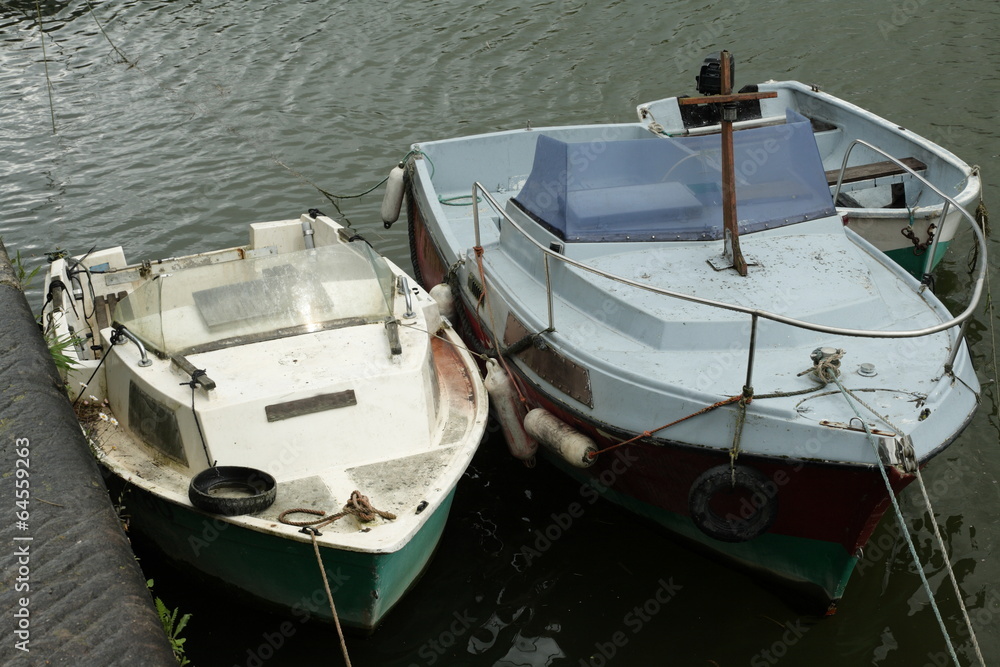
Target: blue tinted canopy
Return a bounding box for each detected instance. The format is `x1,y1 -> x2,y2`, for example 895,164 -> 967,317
512,110 -> 836,242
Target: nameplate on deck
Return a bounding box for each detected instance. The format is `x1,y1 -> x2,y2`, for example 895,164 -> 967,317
265,390 -> 357,422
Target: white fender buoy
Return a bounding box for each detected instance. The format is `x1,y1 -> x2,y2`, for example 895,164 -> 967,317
524,408 -> 597,468
484,359 -> 537,463
429,283 -> 456,322
380,162 -> 405,225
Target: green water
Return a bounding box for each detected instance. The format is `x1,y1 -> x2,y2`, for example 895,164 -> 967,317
3,1 -> 999,664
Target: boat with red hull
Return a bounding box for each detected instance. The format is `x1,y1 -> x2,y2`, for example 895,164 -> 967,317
395,82 -> 985,610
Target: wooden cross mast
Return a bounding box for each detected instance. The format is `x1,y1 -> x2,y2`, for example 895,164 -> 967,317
679,51 -> 777,276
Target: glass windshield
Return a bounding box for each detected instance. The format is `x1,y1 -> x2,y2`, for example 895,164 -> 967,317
113,243 -> 393,355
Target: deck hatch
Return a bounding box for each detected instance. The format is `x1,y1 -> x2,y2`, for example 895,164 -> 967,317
265,390 -> 358,422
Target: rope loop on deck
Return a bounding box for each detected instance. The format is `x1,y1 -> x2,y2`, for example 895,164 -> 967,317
278,491 -> 397,532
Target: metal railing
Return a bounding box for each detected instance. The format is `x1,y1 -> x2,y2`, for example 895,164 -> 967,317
468,142 -> 987,388
830,139 -> 970,281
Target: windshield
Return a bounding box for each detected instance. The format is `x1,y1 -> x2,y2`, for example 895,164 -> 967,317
113,243 -> 395,355
512,109 -> 836,242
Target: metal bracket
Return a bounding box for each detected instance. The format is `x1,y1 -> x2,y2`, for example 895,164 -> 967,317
877,434 -> 917,473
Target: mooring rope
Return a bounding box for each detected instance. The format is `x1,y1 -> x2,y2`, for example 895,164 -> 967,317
586,393 -> 746,459
303,527 -> 352,667
965,169 -> 998,428
397,321 -> 490,361
279,490 -> 398,667
34,0 -> 56,133
728,387 -> 753,481
472,243 -> 529,407
278,490 -> 398,531
829,370 -> 984,667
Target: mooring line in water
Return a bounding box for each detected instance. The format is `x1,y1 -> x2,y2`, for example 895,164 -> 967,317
831,372 -> 984,667
303,528 -> 353,667
967,169 -> 998,428
281,491 -> 400,666
82,0 -> 130,65
34,0 -> 56,133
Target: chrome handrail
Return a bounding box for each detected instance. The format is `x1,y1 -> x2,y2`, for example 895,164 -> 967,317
469,149 -> 985,341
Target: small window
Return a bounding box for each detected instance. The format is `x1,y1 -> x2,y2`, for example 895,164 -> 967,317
128,381 -> 187,465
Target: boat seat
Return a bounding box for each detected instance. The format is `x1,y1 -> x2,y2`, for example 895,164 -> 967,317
825,157 -> 926,186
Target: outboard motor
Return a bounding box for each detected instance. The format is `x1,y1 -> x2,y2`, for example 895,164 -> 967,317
696,52 -> 735,95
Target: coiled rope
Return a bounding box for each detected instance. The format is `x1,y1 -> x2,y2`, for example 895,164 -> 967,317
278,490 -> 398,530
828,369 -> 984,667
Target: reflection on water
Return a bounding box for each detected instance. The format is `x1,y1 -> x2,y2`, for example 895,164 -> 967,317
4,0 -> 1000,664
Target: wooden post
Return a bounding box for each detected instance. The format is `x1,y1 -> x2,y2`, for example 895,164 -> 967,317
678,51 -> 777,277
718,52 -> 744,275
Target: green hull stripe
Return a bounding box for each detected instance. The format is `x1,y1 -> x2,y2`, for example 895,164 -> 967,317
126,485 -> 455,631
884,240 -> 951,278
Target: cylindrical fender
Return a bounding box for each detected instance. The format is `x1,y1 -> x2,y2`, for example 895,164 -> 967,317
484,359 -> 538,464
429,283 -> 456,323
381,163 -> 405,225
524,408 -> 597,468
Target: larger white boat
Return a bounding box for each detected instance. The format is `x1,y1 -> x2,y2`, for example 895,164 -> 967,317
401,79 -> 985,609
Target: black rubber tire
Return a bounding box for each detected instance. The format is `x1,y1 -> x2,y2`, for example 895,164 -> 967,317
188,466 -> 277,516
688,464 -> 777,543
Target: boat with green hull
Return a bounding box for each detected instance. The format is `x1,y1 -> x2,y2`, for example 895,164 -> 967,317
123,482 -> 457,629
42,211 -> 488,632
638,79 -> 980,278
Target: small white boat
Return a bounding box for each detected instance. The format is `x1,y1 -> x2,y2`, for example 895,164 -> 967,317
638,79 -> 981,277
41,211 -> 488,631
